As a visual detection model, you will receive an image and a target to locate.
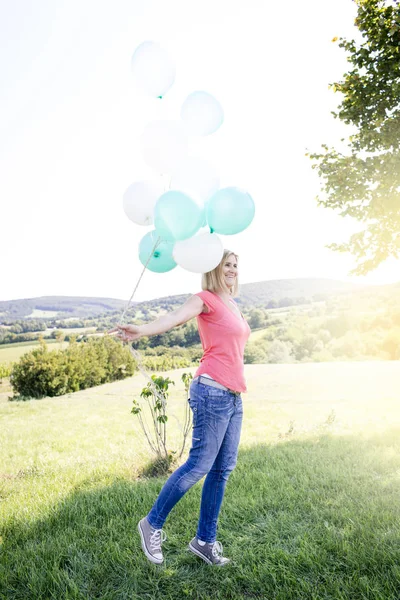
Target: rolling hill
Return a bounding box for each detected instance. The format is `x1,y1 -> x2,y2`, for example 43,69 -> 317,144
0,296 -> 129,320
0,278 -> 377,322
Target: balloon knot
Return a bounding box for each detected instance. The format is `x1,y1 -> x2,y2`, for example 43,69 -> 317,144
209,227 -> 214,234
153,251 -> 161,258
157,95 -> 163,99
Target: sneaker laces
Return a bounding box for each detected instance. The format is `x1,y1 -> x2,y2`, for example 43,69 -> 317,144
149,528 -> 167,552
211,540 -> 223,558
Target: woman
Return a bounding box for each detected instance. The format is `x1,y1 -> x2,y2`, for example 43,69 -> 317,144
113,250 -> 251,566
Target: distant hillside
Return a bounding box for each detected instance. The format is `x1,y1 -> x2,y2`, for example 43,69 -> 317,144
126,278 -> 365,312
0,296 -> 129,320
117,278 -> 368,319
0,278 -> 392,322
236,278 -> 363,306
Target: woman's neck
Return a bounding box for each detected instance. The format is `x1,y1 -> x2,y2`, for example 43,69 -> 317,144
215,289 -> 232,300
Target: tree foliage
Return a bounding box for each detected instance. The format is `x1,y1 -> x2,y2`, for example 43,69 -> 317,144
310,0 -> 400,274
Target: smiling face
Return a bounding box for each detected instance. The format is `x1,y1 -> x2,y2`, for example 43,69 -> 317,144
222,253 -> 238,291
201,249 -> 239,296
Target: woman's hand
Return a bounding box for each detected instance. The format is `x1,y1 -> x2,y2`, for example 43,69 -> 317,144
107,324 -> 143,342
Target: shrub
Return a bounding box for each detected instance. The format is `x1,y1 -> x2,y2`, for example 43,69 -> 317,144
244,343 -> 268,364
11,347 -> 69,398
10,337 -> 136,399
140,355 -> 193,371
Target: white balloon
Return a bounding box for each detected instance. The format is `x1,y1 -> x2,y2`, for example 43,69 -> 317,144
170,157 -> 220,203
141,120 -> 189,174
131,41 -> 175,98
180,91 -> 224,136
123,180 -> 165,226
173,231 -> 224,273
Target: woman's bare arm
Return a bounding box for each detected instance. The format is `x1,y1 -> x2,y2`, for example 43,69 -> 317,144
108,295 -> 205,341
140,295 -> 204,336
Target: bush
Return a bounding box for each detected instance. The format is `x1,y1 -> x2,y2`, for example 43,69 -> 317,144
10,337 -> 136,399
244,343 -> 268,364
11,347 -> 69,398
140,355 -> 194,371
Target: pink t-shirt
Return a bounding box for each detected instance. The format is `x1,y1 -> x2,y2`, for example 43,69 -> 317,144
194,290 -> 251,392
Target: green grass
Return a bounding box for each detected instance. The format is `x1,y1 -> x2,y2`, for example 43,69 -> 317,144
0,340 -> 69,364
1,363 -> 400,599
26,309 -> 59,318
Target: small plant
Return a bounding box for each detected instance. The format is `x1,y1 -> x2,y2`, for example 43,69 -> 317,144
132,372 -> 193,470
325,409 -> 336,425
278,420 -> 295,439
287,420 -> 295,435
0,363 -> 12,383
132,375 -> 174,461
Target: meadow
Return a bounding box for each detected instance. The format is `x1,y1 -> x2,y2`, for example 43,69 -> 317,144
0,340 -> 70,364
1,362 -> 400,599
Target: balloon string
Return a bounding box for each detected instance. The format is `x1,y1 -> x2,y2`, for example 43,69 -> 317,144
116,236 -> 174,422
116,175 -> 174,424
118,236 -> 161,326
119,172 -> 170,325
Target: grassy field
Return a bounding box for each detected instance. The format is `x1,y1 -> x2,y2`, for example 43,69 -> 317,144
1,362 -> 400,599
26,309 -> 59,319
0,340 -> 69,364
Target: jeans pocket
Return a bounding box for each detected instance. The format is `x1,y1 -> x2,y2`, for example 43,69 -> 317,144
205,388 -> 232,410
188,397 -> 198,413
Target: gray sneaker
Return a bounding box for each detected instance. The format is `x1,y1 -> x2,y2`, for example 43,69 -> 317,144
188,537 -> 231,566
138,517 -> 167,565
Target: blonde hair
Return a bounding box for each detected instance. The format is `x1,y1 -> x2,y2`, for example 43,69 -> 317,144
201,250 -> 239,297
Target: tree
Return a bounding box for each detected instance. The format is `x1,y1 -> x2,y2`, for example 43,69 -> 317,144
248,308 -> 266,329
310,0 -> 400,274
266,340 -> 293,363
293,334 -> 319,361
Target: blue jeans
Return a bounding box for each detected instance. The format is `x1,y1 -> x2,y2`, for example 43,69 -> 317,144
146,378 -> 243,543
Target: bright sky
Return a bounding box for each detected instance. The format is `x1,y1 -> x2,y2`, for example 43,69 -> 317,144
2,0 -> 399,303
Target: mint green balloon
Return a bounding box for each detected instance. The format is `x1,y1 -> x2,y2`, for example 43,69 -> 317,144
154,190 -> 204,241
138,230 -> 177,273
206,187 -> 255,235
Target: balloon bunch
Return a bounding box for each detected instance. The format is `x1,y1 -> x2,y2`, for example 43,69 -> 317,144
123,41 -> 255,274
